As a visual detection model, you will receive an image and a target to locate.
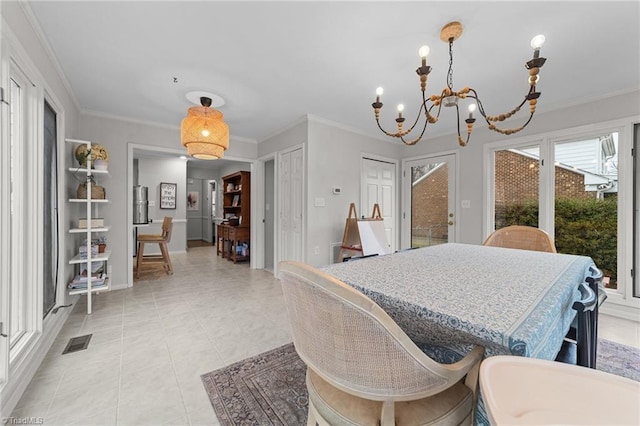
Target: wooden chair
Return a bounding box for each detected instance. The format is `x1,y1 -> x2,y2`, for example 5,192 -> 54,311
136,216 -> 173,278
483,225 -> 557,253
279,261 -> 485,426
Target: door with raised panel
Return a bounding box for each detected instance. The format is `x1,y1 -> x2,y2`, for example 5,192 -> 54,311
278,148 -> 304,263
361,158 -> 396,252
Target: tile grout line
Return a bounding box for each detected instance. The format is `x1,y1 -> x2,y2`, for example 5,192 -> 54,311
114,292 -> 126,426
152,286 -> 194,426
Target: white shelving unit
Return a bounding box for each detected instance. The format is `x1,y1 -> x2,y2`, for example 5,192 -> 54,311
66,138 -> 110,314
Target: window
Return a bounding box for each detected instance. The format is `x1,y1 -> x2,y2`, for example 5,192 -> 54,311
487,122 -> 635,304
43,101 -> 59,316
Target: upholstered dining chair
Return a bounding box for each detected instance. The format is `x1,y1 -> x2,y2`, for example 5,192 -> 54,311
279,261 -> 485,426
482,225 -> 557,253
136,216 -> 173,278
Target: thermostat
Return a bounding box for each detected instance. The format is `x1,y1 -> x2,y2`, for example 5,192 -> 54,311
332,186 -> 342,195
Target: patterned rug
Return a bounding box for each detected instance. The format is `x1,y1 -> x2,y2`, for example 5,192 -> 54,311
201,339 -> 640,426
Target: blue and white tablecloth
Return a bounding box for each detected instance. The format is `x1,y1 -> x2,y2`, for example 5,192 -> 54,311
322,243 -> 595,424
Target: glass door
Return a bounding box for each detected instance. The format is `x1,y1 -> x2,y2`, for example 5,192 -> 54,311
403,154 -> 456,248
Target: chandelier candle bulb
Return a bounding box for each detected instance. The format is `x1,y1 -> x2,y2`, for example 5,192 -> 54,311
375,87 -> 384,103
468,103 -> 476,119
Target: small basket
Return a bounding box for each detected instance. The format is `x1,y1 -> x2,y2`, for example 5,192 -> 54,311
77,183 -> 106,199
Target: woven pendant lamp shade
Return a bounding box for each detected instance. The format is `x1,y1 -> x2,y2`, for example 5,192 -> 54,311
180,103 -> 229,160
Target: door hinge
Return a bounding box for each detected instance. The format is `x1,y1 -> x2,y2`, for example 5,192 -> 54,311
0,322 -> 7,338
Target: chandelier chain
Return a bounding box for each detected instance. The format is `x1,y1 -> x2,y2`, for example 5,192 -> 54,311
447,40 -> 454,90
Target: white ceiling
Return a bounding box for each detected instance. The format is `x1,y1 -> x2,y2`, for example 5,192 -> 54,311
26,1 -> 640,144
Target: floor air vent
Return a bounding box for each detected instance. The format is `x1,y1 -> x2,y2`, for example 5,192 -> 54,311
62,334 -> 92,355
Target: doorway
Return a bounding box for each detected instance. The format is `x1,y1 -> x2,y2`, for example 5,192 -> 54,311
264,160 -> 275,272
361,156 -> 397,252
403,154 -> 457,248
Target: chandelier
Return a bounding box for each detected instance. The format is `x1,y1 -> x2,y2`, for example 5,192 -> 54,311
371,21 -> 546,146
181,96 -> 229,159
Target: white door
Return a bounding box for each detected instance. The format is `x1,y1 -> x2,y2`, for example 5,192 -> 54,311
278,147 -> 304,263
402,154 -> 457,248
361,158 -> 396,252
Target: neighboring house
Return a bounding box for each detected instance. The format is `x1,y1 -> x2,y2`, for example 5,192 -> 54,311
412,141 -> 617,238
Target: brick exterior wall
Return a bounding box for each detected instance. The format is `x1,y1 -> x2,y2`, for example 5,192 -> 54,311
412,164 -> 449,240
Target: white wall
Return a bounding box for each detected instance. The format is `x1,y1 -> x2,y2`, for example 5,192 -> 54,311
306,118 -> 400,266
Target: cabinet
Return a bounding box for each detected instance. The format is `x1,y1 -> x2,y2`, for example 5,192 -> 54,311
66,138 -> 110,315
218,171 -> 251,263
222,171 -> 251,225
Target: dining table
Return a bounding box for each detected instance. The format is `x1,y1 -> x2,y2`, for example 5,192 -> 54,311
321,243 -> 597,424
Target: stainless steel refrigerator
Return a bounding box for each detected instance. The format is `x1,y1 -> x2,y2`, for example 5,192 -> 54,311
133,185 -> 149,224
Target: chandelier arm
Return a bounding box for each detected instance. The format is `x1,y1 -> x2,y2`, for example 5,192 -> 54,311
399,106 -> 433,145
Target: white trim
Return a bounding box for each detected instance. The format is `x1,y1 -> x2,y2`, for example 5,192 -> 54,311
253,152 -> 277,271
0,305 -> 74,419
360,153 -> 400,251
401,152 -> 459,249
127,143 -> 257,286
307,114 -> 393,144
18,2 -> 81,112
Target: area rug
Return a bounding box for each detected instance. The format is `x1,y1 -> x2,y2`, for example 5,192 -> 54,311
201,339 -> 639,426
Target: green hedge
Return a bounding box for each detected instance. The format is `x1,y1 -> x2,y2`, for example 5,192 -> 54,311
499,196 -> 617,284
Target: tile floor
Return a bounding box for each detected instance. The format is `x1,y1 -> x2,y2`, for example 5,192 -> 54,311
11,245 -> 640,425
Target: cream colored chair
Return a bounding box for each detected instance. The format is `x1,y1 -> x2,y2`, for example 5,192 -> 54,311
480,355 -> 640,425
279,261 -> 485,426
483,225 -> 556,253
136,216 -> 173,278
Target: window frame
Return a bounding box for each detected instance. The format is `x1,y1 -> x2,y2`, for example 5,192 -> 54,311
484,118 -> 639,315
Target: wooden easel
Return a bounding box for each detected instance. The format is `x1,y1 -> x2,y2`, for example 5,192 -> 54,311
338,203 -> 387,262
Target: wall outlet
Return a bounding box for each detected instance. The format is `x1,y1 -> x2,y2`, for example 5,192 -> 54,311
314,246 -> 320,255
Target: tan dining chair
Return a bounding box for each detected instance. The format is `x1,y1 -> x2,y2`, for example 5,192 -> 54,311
279,261 -> 485,426
483,225 -> 557,253
136,216 -> 173,278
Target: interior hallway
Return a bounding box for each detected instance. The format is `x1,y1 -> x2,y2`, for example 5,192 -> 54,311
10,245 -> 640,425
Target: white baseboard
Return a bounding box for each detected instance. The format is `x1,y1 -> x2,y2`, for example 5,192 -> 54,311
0,304 -> 74,418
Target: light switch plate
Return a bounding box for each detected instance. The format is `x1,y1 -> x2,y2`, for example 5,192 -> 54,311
461,200 -> 471,208
314,197 -> 326,207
